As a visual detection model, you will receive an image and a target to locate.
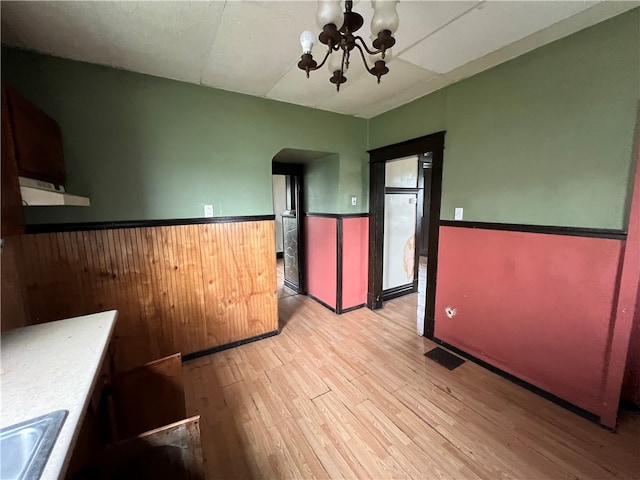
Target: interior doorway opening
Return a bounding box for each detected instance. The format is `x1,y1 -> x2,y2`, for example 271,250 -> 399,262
367,132 -> 446,338
271,148 -> 334,305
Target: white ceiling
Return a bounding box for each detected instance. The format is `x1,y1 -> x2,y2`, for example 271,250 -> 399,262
1,1 -> 637,118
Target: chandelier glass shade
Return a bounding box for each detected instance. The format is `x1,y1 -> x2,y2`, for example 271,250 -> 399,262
298,0 -> 399,91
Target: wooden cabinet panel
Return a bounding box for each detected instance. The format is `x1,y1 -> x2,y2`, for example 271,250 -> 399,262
111,353 -> 186,440
3,84 -> 65,185
1,87 -> 25,237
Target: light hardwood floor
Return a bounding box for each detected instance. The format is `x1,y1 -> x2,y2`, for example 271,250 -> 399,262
376,256 -> 427,335
184,262 -> 640,480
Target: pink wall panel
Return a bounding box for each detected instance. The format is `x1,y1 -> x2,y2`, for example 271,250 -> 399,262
304,216 -> 337,308
434,226 -> 623,416
622,286 -> 640,405
342,217 -> 369,309
619,141 -> 640,410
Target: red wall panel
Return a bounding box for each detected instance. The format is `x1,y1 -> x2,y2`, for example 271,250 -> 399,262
434,226 -> 623,416
622,286 -> 640,405
342,217 -> 368,309
304,216 -> 337,308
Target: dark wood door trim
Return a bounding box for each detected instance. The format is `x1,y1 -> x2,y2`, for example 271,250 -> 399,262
367,131 -> 446,339
367,161 -> 385,310
272,162 -> 306,294
419,164 -> 432,257
424,144 -> 445,338
368,131 -> 446,163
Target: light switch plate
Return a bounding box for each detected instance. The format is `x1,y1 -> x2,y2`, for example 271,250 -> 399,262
351,196 -> 357,206
204,204 -> 214,217
454,207 -> 463,220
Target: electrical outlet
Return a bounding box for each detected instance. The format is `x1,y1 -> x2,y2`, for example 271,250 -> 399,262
454,207 -> 463,220
204,204 -> 214,217
351,196 -> 357,206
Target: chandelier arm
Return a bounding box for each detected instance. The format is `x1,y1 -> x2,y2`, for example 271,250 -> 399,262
312,47 -> 334,71
354,43 -> 375,74
353,36 -> 384,56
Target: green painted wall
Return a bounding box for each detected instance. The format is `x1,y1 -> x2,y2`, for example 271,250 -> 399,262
304,154 -> 339,213
369,9 -> 640,230
2,48 -> 368,223
3,9 -> 638,227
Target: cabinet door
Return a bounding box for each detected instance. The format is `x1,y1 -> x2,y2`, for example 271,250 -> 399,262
1,88 -> 24,237
111,353 -> 186,440
4,84 -> 65,185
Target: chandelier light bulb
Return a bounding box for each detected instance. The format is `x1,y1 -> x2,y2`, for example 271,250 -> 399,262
371,0 -> 399,35
316,0 -> 344,29
300,30 -> 315,54
297,0 -> 397,91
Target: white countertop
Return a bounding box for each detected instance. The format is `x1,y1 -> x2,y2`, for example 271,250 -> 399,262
1,310 -> 118,480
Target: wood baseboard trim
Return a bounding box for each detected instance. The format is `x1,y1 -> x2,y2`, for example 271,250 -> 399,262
306,293 -> 337,313
182,330 -> 280,362
339,303 -> 366,314
432,338 -> 603,426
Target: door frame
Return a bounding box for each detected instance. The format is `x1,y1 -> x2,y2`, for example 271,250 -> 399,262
272,161 -> 305,293
367,131 -> 446,338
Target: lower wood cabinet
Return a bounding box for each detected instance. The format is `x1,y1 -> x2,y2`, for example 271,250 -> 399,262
67,353 -> 205,480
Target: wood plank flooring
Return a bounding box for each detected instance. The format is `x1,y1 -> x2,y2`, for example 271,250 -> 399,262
376,256 -> 427,335
184,263 -> 640,480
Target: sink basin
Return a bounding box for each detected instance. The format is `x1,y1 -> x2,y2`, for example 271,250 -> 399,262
0,410 -> 68,480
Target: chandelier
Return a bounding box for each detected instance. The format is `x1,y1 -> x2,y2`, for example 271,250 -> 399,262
297,0 -> 399,91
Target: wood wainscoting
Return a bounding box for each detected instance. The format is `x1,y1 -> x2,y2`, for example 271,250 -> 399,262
6,218 -> 278,371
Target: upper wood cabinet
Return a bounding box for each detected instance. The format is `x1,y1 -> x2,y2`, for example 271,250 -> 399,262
1,87 -> 25,237
3,83 -> 65,186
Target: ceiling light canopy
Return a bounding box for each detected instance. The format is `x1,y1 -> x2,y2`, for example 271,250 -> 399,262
298,0 -> 399,91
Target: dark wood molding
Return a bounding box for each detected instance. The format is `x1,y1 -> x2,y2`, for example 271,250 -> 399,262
423,144 -> 445,338
306,293 -> 337,313
419,164 -> 432,257
25,215 -> 277,234
439,220 -> 627,240
339,303 -> 366,314
382,283 -> 416,301
367,160 -> 385,310
368,131 -> 446,163
432,338 -> 601,425
182,330 -> 280,362
336,217 -> 343,313
304,212 -> 369,218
